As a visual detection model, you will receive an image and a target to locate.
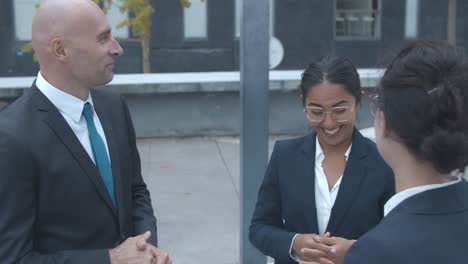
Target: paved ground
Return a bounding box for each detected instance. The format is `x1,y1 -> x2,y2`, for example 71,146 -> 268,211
137,136 -> 281,264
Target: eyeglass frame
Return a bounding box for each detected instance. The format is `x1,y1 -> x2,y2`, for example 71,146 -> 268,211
369,94 -> 381,117
303,104 -> 356,123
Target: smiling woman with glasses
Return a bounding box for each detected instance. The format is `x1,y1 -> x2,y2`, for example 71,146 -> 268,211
249,56 -> 395,264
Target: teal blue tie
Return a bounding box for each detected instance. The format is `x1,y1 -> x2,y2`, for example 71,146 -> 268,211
82,102 -> 116,207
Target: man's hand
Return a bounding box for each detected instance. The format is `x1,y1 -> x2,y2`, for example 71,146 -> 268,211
135,231 -> 172,264
320,235 -> 355,264
293,233 -> 336,263
109,231 -> 156,264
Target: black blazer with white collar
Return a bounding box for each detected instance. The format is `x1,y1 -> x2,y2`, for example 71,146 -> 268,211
249,129 -> 395,263
345,179 -> 468,264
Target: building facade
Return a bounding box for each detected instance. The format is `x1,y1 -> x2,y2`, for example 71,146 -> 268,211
1,0 -> 467,76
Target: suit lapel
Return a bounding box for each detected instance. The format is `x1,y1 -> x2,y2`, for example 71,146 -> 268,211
326,129 -> 368,234
92,90 -> 125,228
31,86 -> 117,216
300,133 -> 320,234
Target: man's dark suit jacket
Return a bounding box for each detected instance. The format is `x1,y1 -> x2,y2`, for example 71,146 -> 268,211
0,85 -> 157,263
249,129 -> 395,264
345,179 -> 468,264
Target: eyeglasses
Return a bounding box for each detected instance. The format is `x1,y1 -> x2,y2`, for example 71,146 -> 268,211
303,105 -> 355,123
369,94 -> 380,117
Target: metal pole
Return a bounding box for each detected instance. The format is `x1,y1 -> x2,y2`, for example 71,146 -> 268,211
447,0 -> 457,45
239,0 -> 269,263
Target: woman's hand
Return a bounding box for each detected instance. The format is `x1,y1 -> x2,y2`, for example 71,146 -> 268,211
319,235 -> 356,264
292,233 -> 336,264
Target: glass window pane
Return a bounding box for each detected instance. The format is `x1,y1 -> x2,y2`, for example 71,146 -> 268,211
405,0 -> 419,38
184,0 -> 207,39
105,2 -> 129,38
235,0 -> 240,37
14,0 -> 40,41
335,0 -> 381,38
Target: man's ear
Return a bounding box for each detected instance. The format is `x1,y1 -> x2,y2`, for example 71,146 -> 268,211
50,37 -> 67,62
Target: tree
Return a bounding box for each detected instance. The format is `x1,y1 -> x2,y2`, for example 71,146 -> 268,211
94,0 -> 193,73
23,0 -> 194,73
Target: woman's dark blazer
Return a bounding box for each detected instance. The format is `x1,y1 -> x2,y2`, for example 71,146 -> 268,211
345,179 -> 468,264
249,128 -> 395,264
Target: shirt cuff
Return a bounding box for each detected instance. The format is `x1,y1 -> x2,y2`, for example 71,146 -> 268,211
289,234 -> 301,262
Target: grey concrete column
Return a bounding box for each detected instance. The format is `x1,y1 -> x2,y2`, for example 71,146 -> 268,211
239,0 -> 269,263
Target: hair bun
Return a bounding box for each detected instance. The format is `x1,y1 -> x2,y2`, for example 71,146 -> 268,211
420,128 -> 468,174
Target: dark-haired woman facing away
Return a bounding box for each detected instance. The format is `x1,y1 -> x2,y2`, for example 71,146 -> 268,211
345,42 -> 468,264
249,57 -> 395,264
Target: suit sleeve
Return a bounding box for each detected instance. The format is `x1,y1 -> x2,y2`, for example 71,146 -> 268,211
344,235 -> 389,264
0,131 -> 110,264
249,142 -> 296,263
121,96 -> 158,246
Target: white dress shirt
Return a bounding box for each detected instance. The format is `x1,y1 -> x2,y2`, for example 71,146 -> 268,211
315,137 -> 351,235
35,72 -> 110,164
289,138 -> 352,260
384,177 -> 462,216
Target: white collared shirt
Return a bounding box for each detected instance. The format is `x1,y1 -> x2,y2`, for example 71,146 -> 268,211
384,177 -> 462,216
315,137 -> 352,234
289,138 -> 352,260
35,72 -> 110,164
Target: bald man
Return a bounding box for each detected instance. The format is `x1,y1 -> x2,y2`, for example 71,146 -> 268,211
0,0 -> 171,263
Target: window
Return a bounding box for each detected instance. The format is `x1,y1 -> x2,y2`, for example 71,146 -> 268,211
404,0 -> 419,38
104,1 -> 129,38
335,0 -> 381,38
235,0 -> 275,38
13,0 -> 128,41
13,0 -> 39,41
184,0 -> 208,39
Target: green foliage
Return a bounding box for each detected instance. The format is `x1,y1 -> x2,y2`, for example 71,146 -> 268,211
92,0 -> 112,13
115,0 -> 154,40
20,42 -> 37,61
180,0 -> 192,8
21,42 -> 33,54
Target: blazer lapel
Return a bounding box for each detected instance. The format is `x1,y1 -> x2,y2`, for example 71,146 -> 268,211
92,90 -> 125,228
300,133 -> 320,234
31,86 -> 117,216
326,129 -> 368,234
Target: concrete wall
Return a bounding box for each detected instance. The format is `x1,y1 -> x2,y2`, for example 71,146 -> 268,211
0,71 -> 379,138
124,89 -> 374,138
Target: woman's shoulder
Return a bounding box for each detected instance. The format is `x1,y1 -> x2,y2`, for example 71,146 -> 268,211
344,227 -> 396,263
353,131 -> 393,179
274,133 -> 315,152
354,131 -> 385,161
345,214 -> 409,263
